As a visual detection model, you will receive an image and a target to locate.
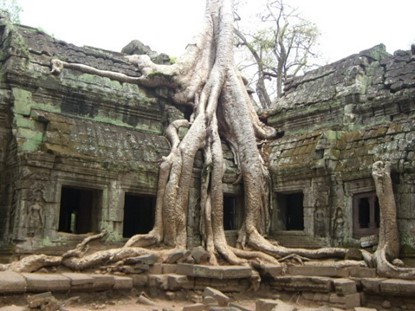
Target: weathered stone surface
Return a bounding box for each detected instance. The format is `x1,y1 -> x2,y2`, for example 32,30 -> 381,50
182,303 -> 206,311
270,276 -> 333,293
255,299 -> 296,311
380,279 -> 415,296
22,273 -> 70,292
62,273 -> 94,290
113,275 -> 133,290
256,264 -> 283,279
0,306 -> 26,311
333,278 -> 357,296
131,274 -> 148,287
360,278 -> 384,294
329,293 -> 361,309
0,271 -> 27,294
191,246 -> 210,264
203,287 -> 230,306
90,274 -> 115,290
288,265 -> 348,278
177,264 -> 252,279
167,274 -> 192,290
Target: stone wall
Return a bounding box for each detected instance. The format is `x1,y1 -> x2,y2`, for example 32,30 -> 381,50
0,12 -> 414,257
0,15 -> 179,253
268,44 -> 415,254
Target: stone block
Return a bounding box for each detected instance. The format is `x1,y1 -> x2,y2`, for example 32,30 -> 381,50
360,278 -> 384,294
256,264 -> 283,279
354,308 -> 377,311
380,279 -> 415,296
288,265 -> 348,277
191,246 -> 210,264
333,278 -> 357,296
148,263 -> 162,274
0,306 -> 26,311
228,302 -> 252,311
271,276 -> 333,293
167,274 -> 192,290
113,275 -> 133,290
347,267 -> 377,278
62,273 -> 94,290
177,264 -> 252,279
203,287 -> 230,306
148,274 -> 168,289
208,307 -> 240,311
0,271 -> 27,294
329,293 -> 361,309
90,274 -> 114,291
131,274 -> 148,287
162,263 -> 177,274
22,273 -> 70,292
182,303 -> 206,311
301,292 -> 329,303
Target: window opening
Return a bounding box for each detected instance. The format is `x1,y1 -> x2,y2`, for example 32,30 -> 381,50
59,186 -> 101,234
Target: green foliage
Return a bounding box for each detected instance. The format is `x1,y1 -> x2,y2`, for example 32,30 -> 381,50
0,0 -> 22,23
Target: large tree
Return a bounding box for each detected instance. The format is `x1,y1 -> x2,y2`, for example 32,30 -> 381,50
235,0 -> 320,108
4,0 -> 413,277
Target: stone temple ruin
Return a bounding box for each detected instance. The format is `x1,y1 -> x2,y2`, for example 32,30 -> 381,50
0,11 -> 415,310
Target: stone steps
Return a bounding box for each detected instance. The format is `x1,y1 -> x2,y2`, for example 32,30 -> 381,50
1,264 -> 415,310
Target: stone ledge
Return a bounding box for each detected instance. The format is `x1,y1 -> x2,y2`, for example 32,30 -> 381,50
22,273 -> 71,292
270,275 -> 334,293
0,271 -> 27,294
176,264 -> 252,279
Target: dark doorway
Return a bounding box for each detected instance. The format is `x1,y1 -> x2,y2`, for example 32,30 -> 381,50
123,194 -> 155,238
223,194 -> 243,230
59,186 -> 101,234
284,193 -> 304,230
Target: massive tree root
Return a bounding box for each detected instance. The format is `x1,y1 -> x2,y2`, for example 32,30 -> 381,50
370,161 -> 415,279
122,0 -> 349,265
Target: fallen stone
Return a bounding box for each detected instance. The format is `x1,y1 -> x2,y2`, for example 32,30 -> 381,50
203,295 -> 218,306
26,291 -> 57,308
255,299 -> 295,311
354,308 -> 377,311
165,249 -> 190,264
0,271 -> 27,294
228,302 -> 252,311
136,292 -> 156,305
191,246 -> 210,264
123,253 -> 157,266
182,303 -> 206,311
203,287 -> 230,306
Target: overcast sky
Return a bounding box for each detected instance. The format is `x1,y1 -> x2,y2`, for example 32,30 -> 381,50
16,0 -> 415,63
